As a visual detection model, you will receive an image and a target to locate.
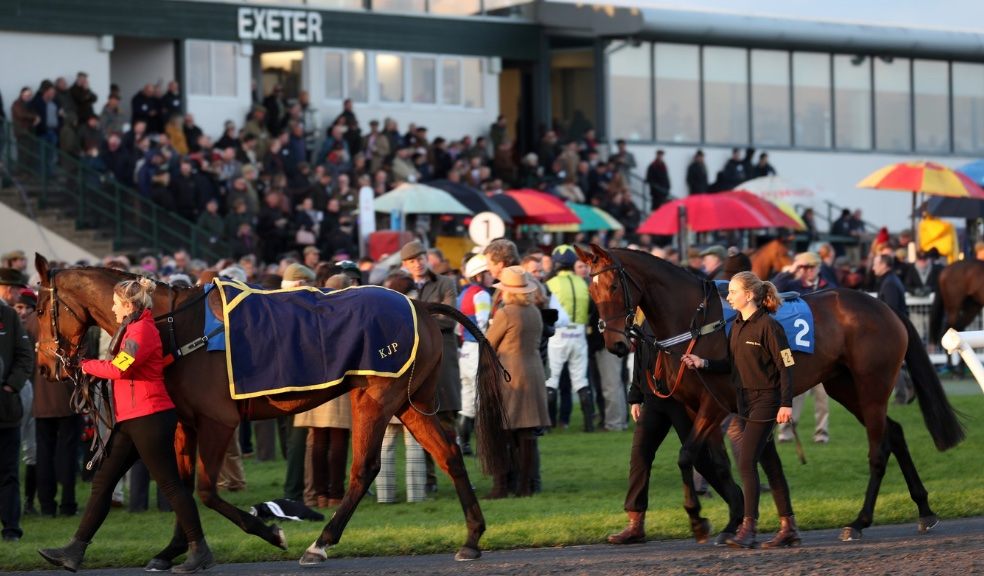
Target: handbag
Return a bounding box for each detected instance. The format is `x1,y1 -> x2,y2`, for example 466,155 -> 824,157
295,229 -> 316,246
0,388 -> 24,424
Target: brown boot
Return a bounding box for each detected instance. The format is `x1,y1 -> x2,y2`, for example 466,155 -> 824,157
761,515 -> 801,548
607,511 -> 646,544
726,517 -> 757,549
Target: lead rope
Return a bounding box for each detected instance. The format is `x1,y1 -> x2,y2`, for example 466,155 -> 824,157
405,360 -> 440,416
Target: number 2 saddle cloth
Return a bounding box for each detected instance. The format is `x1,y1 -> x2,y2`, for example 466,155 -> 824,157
714,280 -> 815,354
209,280 -> 419,399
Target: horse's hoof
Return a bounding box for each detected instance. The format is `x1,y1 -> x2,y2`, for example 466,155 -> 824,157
454,546 -> 481,561
918,515 -> 940,533
692,518 -> 712,544
299,543 -> 328,566
272,524 -> 288,550
713,532 -> 734,546
840,526 -> 862,541
144,557 -> 172,572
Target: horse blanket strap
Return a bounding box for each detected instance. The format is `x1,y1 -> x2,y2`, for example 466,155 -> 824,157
173,325 -> 226,359
214,280 -> 419,399
654,319 -> 726,349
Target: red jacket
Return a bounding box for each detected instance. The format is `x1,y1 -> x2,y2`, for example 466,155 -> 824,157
81,309 -> 174,422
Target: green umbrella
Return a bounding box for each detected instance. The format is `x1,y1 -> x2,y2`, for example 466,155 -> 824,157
373,183 -> 473,215
543,202 -> 624,232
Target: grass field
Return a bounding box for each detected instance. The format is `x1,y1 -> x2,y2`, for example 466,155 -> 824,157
6,385 -> 982,572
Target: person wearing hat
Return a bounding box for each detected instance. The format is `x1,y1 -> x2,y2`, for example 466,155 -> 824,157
401,239 -> 460,493
455,255 -> 493,456
772,252 -> 828,295
0,270 -> 34,541
544,245 -> 595,432
302,246 -> 322,269
1,251 -> 28,275
485,266 -> 550,497
683,246 -> 707,279
700,245 -> 728,281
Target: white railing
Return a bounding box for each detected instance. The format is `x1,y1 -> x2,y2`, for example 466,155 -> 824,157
870,292 -> 984,365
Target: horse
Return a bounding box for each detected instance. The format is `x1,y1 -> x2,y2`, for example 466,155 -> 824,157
931,259 -> 984,343
33,254 -> 509,567
575,244 -> 964,541
750,238 -> 793,280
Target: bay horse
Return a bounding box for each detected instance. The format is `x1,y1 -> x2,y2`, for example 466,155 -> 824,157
576,244 -> 964,541
931,259 -> 984,343
33,254 -> 508,567
750,238 -> 793,280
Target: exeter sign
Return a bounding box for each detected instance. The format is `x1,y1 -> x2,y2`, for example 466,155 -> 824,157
237,7 -> 323,43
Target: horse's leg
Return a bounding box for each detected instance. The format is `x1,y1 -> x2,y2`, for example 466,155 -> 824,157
885,416 -> 939,532
301,387 -> 392,565
146,420 -> 194,571
663,406 -> 711,544
396,402 -> 486,561
694,437 -> 743,539
194,415 -> 287,549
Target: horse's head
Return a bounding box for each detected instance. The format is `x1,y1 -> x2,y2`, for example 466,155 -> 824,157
574,243 -> 638,358
35,254 -> 92,381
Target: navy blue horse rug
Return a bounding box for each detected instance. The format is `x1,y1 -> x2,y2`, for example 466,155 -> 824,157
213,280 -> 419,399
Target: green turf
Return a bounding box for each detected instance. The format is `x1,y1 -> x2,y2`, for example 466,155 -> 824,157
6,387 -> 982,571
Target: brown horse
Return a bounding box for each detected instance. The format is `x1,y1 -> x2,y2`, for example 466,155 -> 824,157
33,254 -> 508,567
932,259 -> 984,342
750,238 -> 793,280
575,244 -> 964,541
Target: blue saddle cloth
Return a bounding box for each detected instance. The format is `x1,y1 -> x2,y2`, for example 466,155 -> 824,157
213,280 -> 419,399
714,280 -> 815,353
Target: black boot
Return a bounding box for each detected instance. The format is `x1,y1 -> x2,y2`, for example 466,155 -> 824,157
39,537 -> 89,572
578,388 -> 595,433
24,464 -> 37,514
546,388 -> 558,428
457,415 -> 474,456
514,434 -> 537,497
726,517 -> 757,549
171,538 -> 215,574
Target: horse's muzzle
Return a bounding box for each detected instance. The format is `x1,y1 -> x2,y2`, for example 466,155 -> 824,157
611,341 -> 630,358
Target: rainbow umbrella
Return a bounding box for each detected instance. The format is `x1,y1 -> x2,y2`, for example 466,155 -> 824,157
543,202 -> 624,232
857,161 -> 984,240
487,189 -> 580,225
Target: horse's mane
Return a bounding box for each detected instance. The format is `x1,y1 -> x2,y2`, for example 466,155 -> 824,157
609,247 -> 705,291
52,265 -> 200,295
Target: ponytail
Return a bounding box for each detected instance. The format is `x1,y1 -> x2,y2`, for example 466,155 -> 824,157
114,276 -> 156,311
732,271 -> 782,313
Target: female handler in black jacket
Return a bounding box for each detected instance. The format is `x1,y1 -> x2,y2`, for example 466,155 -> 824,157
682,271 -> 798,549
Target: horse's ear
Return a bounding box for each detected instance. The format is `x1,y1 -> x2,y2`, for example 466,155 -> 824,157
573,244 -> 595,264
35,253 -> 49,280
589,243 -> 610,262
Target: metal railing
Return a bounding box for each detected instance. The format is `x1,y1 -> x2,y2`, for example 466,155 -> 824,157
1,120 -> 228,263
884,292 -> 984,365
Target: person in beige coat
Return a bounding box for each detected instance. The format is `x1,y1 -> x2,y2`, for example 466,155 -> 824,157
485,266 -> 550,498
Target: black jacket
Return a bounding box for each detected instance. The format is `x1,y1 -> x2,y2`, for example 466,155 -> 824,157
877,272 -> 909,318
706,306 -> 794,407
0,303 -> 35,427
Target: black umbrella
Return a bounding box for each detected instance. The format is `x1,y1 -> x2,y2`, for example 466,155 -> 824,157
923,196 -> 984,220
428,180 -> 514,224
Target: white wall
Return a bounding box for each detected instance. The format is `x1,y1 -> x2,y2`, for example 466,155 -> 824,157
185,41 -> 253,138
0,32 -> 110,119
111,37 -> 176,119
0,203 -> 98,268
623,143 -> 981,233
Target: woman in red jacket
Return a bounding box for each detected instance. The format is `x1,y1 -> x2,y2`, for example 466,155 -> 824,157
39,278 -> 213,573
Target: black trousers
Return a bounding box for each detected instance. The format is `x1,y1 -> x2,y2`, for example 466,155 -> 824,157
623,395 -> 693,512
310,428 -> 350,500
36,415 -> 81,516
736,388 -> 792,520
0,426 -> 22,539
75,410 -> 203,543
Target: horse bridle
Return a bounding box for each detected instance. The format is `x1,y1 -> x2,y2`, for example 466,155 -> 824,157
39,270 -> 89,378
588,252 -> 644,340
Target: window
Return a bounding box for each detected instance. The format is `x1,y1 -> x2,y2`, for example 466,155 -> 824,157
462,57 -> 483,108
325,52 -> 343,100
373,0 -> 424,12
348,51 -> 368,102
411,57 -> 436,104
442,59 -> 461,106
874,57 -> 911,151
954,62 -> 984,154
913,60 -> 950,153
608,43 -> 652,141
187,41 -> 237,97
834,54 -> 872,150
305,0 -> 364,8
792,52 -> 831,148
430,0 -> 481,15
703,46 -> 748,145
751,50 -> 790,147
655,43 -> 700,143
376,53 -> 404,103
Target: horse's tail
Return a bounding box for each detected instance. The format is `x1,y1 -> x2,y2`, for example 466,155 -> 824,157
900,313 -> 966,451
423,302 -> 510,475
929,289 -> 946,343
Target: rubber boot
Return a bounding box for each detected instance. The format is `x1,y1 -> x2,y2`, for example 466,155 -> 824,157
607,511 -> 646,544
38,537 -> 89,572
546,388 -> 558,428
171,538 -> 216,574
514,434 -> 537,497
726,517 -> 757,549
578,387 -> 595,433
457,415 -> 474,456
761,515 -> 801,548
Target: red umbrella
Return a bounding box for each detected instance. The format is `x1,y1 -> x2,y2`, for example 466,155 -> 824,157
718,191 -> 804,231
487,189 -> 581,225
637,194 -> 789,235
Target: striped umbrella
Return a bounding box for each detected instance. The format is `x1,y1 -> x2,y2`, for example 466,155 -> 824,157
487,189 -> 581,225
543,202 -> 624,232
857,161 -> 984,241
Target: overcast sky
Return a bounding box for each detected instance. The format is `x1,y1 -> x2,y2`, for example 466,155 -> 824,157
558,0 -> 984,34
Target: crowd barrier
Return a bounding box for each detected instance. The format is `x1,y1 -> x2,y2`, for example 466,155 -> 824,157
881,292 -> 984,365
